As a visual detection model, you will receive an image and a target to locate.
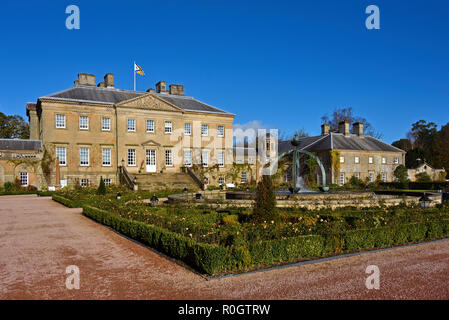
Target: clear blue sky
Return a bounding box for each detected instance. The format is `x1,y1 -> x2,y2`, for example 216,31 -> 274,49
1,0 -> 448,143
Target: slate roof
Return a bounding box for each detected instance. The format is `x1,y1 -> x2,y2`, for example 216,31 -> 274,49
39,85 -> 233,115
156,93 -> 231,115
278,133 -> 405,154
0,139 -> 42,151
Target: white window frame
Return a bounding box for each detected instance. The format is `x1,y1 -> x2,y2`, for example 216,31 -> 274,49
218,125 -> 224,137
127,119 -> 136,132
127,149 -> 136,166
355,172 -> 360,179
369,156 -> 374,164
382,172 -> 387,182
241,172 -> 247,184
102,117 -> 111,131
394,157 -> 399,164
79,116 -> 89,130
340,173 -> 345,186
184,123 -> 191,136
218,177 -> 225,185
218,151 -> 225,167
184,150 -> 192,167
146,120 -> 155,133
382,157 -> 387,164
56,114 -> 66,128
20,172 -> 28,187
354,156 -> 360,164
80,178 -> 89,187
201,124 -> 209,136
80,147 -> 90,166
56,147 -> 66,166
103,178 -> 112,186
202,150 -> 209,167
340,156 -> 345,163
369,173 -> 374,183
102,148 -> 111,167
165,121 -> 172,134
165,149 -> 173,167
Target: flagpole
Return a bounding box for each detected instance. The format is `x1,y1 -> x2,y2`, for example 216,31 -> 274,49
133,61 -> 136,91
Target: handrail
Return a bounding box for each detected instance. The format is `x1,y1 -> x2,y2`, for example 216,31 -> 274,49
119,166 -> 135,190
183,166 -> 204,190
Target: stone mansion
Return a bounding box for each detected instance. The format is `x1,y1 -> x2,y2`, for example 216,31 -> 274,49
0,72 -> 406,190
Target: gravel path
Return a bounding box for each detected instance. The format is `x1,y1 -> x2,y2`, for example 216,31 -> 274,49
1,195 -> 448,300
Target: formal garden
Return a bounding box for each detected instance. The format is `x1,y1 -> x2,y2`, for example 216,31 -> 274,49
46,175 -> 449,276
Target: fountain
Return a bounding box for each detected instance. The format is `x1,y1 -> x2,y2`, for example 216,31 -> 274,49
271,133 -> 329,194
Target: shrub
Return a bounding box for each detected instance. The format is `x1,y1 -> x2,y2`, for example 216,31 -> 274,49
252,175 -> 277,223
3,181 -> 14,192
416,172 -> 432,183
52,194 -> 79,208
97,177 -> 106,195
394,165 -> 409,189
343,229 -> 375,251
222,214 -> 240,226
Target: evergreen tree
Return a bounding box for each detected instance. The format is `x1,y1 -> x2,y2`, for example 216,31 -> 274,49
252,175 -> 277,223
394,165 -> 409,189
97,176 -> 106,195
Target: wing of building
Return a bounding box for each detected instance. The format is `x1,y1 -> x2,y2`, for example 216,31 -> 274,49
277,121 -> 406,185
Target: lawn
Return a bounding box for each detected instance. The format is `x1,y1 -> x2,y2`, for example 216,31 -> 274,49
53,186 -> 449,276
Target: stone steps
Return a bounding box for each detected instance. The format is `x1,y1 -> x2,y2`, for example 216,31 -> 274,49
134,172 -> 200,191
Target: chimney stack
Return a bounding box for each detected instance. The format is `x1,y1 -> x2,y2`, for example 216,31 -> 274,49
155,81 -> 167,93
321,123 -> 330,135
146,88 -> 155,93
97,82 -> 105,87
169,84 -> 184,96
76,73 -> 96,86
353,122 -> 364,136
104,73 -> 114,88
338,121 -> 350,136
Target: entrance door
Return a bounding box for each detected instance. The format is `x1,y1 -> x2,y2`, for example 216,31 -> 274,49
146,149 -> 156,173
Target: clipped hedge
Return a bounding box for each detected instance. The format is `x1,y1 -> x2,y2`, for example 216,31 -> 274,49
249,235 -> 325,266
248,220 -> 449,270
52,196 -> 449,275
82,205 -> 227,275
379,181 -> 449,191
0,190 -> 38,196
52,194 -> 79,208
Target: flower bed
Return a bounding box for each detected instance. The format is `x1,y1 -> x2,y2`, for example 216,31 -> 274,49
52,189 -> 449,275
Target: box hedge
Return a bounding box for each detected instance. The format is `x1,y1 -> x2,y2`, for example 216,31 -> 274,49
82,205 -> 227,275
51,197 -> 449,275
52,194 -> 79,208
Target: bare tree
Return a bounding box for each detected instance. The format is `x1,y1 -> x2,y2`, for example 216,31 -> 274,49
321,107 -> 383,139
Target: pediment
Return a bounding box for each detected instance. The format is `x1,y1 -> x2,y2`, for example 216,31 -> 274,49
115,93 -> 183,113
141,139 -> 162,147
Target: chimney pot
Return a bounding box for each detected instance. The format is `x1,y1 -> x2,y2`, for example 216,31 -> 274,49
338,121 -> 350,136
155,81 -> 167,93
77,73 -> 96,86
321,123 -> 330,135
169,84 -> 184,96
353,122 -> 364,136
104,73 -> 114,88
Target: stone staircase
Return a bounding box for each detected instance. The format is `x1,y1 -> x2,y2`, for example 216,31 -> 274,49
133,172 -> 201,191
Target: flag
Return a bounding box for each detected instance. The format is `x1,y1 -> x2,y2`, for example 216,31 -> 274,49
134,62 -> 144,76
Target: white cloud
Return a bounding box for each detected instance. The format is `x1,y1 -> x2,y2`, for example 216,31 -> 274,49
233,120 -> 277,144
233,120 -> 270,132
